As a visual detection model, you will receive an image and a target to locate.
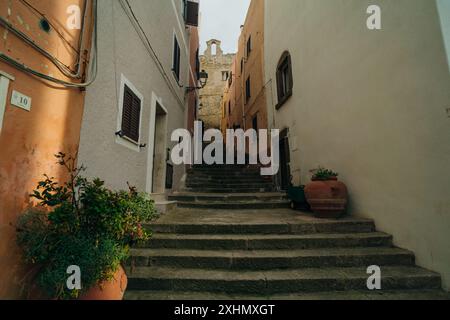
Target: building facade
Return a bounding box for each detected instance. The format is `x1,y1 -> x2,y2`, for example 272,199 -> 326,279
264,0 -> 450,289
222,0 -> 267,133
78,0 -> 199,203
0,0 -> 95,298
199,39 -> 234,130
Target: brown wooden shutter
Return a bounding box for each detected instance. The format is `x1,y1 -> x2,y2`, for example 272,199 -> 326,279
173,37 -> 181,80
121,85 -> 141,143
186,1 -> 199,27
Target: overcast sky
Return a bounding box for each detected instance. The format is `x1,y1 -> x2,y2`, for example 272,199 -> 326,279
199,0 -> 251,54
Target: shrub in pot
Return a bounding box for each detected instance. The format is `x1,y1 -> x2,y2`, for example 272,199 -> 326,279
16,153 -> 155,300
304,167 -> 348,219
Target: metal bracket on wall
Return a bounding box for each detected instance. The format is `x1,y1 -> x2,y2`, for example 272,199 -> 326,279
0,70 -> 15,134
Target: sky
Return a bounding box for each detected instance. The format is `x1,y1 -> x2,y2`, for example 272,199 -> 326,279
199,0 -> 251,54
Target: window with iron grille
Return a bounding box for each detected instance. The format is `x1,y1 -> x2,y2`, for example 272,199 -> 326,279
121,84 -> 142,143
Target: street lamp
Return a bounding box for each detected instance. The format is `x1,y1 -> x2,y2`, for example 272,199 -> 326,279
186,70 -> 208,93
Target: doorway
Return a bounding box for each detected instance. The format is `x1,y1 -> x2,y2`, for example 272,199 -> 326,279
146,94 -> 168,194
278,128 -> 291,191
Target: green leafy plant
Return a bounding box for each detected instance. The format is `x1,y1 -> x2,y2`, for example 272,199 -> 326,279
310,166 -> 339,181
17,153 -> 155,299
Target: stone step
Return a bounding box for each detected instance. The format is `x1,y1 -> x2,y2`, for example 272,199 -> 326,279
176,200 -> 290,210
186,183 -> 274,190
187,174 -> 271,180
129,247 -> 415,270
126,266 -> 441,294
187,169 -> 263,175
186,179 -> 274,185
137,232 -> 393,250
150,219 -> 376,235
183,187 -> 276,193
169,192 -> 287,203
124,289 -> 450,300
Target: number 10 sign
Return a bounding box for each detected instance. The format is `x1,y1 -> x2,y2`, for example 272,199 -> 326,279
11,90 -> 32,112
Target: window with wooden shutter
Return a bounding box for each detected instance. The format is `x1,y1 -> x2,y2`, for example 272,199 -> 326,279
245,76 -> 251,104
173,36 -> 181,81
276,51 -> 293,110
246,36 -> 252,57
121,84 -> 141,143
185,0 -> 199,27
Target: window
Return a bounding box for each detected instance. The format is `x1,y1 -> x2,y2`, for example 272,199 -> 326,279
184,0 -> 199,27
245,76 -> 251,104
240,58 -> 244,74
228,71 -> 233,86
182,0 -> 187,20
246,36 -> 252,57
195,49 -> 200,80
172,35 -> 181,81
252,114 -> 258,130
276,51 -> 293,109
121,84 -> 142,144
222,71 -> 229,81
228,101 -> 231,115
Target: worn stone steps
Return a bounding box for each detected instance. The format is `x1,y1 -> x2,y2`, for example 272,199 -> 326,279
137,232 -> 393,250
186,180 -> 274,187
150,215 -> 376,235
176,200 -> 290,210
169,192 -> 287,203
126,266 -> 442,294
124,289 -> 450,300
128,247 -> 415,270
183,187 -> 275,193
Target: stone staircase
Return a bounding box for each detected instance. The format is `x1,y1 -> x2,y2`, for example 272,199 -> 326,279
125,164 -> 448,300
170,164 -> 290,209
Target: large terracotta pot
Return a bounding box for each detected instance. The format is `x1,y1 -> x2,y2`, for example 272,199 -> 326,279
80,265 -> 128,300
305,177 -> 348,218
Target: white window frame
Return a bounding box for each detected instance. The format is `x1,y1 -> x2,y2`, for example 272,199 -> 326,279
0,71 -> 15,134
116,74 -> 144,153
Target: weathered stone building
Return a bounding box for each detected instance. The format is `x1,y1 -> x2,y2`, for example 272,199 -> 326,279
199,40 -> 235,129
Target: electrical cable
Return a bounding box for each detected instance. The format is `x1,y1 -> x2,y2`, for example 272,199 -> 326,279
2,0 -> 90,79
0,0 -> 98,88
18,0 -> 81,53
119,0 -> 185,109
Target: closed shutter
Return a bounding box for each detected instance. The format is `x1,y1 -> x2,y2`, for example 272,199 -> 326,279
121,85 -> 141,143
185,1 -> 199,27
173,36 -> 181,80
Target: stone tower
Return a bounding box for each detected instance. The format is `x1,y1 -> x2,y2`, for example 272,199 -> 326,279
199,40 -> 235,130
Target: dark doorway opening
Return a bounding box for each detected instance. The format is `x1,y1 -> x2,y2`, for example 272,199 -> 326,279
278,128 -> 291,191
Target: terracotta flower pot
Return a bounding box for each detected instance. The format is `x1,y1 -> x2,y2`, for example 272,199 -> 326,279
80,265 -> 128,300
305,177 -> 348,219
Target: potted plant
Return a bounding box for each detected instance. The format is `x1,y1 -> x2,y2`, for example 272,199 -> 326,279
304,167 -> 348,218
16,153 -> 155,300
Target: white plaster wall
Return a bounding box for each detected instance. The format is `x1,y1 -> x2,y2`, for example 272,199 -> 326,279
79,0 -> 189,192
265,0 -> 450,290
437,0 -> 450,72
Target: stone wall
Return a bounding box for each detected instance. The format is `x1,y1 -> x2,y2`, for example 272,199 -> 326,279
199,40 -> 235,130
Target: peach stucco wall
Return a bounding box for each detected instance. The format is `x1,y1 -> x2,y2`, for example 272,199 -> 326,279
0,0 -> 91,298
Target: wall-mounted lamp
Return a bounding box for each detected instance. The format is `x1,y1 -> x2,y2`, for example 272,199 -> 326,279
186,70 -> 208,93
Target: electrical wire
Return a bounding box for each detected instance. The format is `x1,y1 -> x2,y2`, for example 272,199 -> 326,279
119,0 -> 185,109
2,0 -> 90,79
18,0 -> 80,53
0,0 -> 98,88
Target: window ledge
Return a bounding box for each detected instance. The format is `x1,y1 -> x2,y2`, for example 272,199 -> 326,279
276,92 -> 292,110
115,135 -> 141,153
